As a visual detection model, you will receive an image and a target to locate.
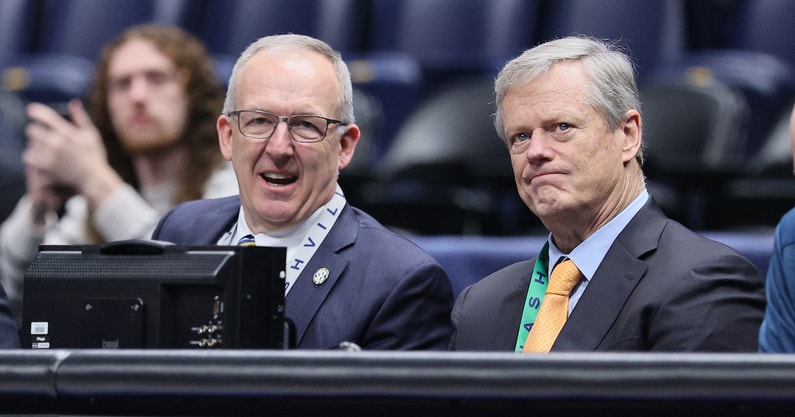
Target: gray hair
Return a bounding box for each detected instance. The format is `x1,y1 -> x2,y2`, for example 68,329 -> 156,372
494,36 -> 643,162
222,33 -> 355,123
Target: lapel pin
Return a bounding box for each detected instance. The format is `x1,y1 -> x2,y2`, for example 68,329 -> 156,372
313,267 -> 330,285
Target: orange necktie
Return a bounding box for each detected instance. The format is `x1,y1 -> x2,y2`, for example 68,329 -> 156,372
523,259 -> 582,353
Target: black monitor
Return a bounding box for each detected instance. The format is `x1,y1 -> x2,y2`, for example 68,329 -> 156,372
21,240 -> 286,350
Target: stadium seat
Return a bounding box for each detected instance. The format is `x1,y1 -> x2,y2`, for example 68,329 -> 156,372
196,0 -> 366,58
640,79 -> 750,229
0,0 -> 36,68
367,0 -> 540,78
651,51 -> 795,162
35,0 -> 193,61
720,102 -> 795,230
2,0 -> 195,107
338,87 -> 384,201
355,0 -> 541,163
0,54 -> 94,108
539,0 -> 687,82
0,90 -> 26,224
728,0 -> 795,73
194,0 -> 368,86
653,0 -> 795,163
355,76 -> 533,236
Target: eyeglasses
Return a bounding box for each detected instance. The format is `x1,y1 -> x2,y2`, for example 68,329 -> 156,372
227,110 -> 347,143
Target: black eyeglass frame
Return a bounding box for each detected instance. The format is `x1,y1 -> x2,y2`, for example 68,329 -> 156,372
227,109 -> 348,143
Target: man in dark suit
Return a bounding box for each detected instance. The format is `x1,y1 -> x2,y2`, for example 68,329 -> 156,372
450,36 -> 765,352
0,284 -> 19,348
152,34 -> 454,350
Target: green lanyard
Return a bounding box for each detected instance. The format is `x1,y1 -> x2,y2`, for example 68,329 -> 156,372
514,242 -> 550,352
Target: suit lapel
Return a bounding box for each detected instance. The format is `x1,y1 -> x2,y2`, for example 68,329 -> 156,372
187,197 -> 240,244
553,246 -> 647,350
552,200 -> 666,351
284,205 -> 356,346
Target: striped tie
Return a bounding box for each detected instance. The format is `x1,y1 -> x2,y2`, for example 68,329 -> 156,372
238,234 -> 256,246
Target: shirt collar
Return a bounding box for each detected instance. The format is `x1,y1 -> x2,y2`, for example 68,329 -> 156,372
548,190 -> 649,280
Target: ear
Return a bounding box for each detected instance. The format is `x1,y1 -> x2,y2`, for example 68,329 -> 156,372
620,110 -> 642,164
337,123 -> 361,171
217,114 -> 234,161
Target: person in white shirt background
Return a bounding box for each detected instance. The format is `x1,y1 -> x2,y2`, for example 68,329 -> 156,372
0,24 -> 238,319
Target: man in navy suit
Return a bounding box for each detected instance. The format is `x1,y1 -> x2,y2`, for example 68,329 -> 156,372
0,285 -> 19,348
152,34 -> 453,350
759,104 -> 795,352
450,36 -> 765,352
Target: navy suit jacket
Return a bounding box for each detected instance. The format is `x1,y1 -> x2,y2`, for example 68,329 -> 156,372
0,284 -> 19,348
152,196 -> 454,350
759,206 -> 795,352
451,200 -> 766,352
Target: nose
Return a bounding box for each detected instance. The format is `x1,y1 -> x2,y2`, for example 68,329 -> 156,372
127,75 -> 150,101
525,129 -> 554,162
264,121 -> 295,156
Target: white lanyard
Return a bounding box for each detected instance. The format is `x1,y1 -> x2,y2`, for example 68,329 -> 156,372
280,188 -> 345,295
222,186 -> 346,296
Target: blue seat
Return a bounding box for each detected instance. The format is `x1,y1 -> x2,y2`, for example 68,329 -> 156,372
357,0 -> 541,163
3,0 -> 194,107
195,0 -> 368,86
540,0 -> 687,82
683,0 -> 743,50
196,0 -> 366,58
651,51 -> 795,162
652,0 -> 795,163
34,0 -> 192,61
191,0 -> 376,172
347,51 -> 423,160
0,0 -> 36,68
0,54 -> 94,107
728,0 -> 795,73
368,0 -> 540,77
0,90 -> 26,224
723,0 -> 795,157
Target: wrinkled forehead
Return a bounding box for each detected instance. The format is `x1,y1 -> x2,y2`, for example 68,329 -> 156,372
235,50 -> 341,114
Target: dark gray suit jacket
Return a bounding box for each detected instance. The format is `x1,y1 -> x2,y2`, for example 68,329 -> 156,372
451,200 -> 766,352
152,196 -> 454,350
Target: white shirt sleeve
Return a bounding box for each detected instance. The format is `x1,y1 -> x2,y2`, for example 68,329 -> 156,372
202,161 -> 239,199
93,183 -> 160,241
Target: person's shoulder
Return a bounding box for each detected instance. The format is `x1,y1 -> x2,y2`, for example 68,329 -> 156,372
660,219 -> 743,254
348,206 -> 417,240
345,205 -> 438,259
159,195 -> 240,226
458,258 -> 535,301
777,206 -> 795,230
170,195 -> 240,214
479,258 -> 535,284
652,218 -> 764,278
154,195 -> 240,243
770,206 -> 795,249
